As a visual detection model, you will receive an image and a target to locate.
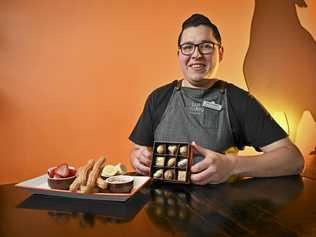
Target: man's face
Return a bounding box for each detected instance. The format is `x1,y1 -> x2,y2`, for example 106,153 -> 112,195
178,25 -> 223,86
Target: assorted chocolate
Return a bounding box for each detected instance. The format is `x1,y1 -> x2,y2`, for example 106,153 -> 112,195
150,142 -> 192,184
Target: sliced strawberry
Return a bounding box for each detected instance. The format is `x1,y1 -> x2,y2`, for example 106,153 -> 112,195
53,173 -> 62,178
68,169 -> 76,177
48,168 -> 55,178
54,163 -> 70,178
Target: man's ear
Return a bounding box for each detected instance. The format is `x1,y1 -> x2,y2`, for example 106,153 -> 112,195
219,46 -> 224,62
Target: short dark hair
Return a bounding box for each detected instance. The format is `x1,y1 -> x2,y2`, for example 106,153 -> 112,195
177,13 -> 222,47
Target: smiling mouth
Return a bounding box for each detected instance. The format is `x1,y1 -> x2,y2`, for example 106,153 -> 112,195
189,63 -> 206,70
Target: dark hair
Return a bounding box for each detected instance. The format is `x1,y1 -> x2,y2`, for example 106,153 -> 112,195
177,13 -> 222,47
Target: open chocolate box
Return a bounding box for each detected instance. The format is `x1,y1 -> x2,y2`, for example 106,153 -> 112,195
150,141 -> 192,184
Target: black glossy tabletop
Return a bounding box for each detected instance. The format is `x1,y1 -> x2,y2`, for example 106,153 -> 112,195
1,175 -> 316,237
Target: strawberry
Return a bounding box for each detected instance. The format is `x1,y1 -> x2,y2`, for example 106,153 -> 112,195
68,169 -> 76,177
48,168 -> 55,178
54,163 -> 70,178
53,173 -> 62,178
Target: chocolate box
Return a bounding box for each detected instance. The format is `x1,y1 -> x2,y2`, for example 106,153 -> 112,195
150,142 -> 192,184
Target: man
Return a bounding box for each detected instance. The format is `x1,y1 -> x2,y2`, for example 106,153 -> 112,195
129,14 -> 304,185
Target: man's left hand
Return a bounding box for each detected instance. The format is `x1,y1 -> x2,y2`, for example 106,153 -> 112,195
190,142 -> 236,185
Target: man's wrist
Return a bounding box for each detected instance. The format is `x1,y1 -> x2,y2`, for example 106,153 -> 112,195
226,154 -> 239,176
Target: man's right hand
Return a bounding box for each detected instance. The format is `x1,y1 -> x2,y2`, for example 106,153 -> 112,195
130,144 -> 153,176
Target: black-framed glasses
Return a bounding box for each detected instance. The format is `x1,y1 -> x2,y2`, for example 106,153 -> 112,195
179,41 -> 221,56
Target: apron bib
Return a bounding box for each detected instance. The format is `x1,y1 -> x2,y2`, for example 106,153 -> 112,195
154,81 -> 235,164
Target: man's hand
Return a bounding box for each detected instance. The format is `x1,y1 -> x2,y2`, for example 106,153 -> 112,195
130,144 -> 153,176
190,142 -> 236,185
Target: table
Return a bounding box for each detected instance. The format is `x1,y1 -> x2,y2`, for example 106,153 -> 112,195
1,175 -> 316,237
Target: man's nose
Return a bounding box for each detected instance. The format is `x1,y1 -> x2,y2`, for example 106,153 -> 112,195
191,46 -> 202,58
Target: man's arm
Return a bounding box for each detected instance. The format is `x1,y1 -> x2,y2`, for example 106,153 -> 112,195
190,138 -> 304,185
231,137 -> 304,177
130,143 -> 153,176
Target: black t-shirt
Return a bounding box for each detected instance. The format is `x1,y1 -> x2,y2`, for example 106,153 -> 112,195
129,80 -> 288,150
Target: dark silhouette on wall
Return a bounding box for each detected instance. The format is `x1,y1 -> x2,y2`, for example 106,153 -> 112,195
243,0 -> 316,141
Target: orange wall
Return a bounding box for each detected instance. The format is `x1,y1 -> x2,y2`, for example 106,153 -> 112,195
1,0 -> 315,184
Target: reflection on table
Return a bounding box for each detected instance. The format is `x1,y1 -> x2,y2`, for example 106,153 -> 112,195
146,176 -> 304,236
1,175 -> 316,237
18,189 -> 150,227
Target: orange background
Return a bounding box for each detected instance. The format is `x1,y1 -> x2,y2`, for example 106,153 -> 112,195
1,0 -> 315,184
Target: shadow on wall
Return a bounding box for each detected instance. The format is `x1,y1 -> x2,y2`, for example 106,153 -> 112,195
243,0 -> 316,141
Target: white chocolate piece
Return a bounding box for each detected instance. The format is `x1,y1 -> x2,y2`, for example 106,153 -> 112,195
179,146 -> 188,155
168,145 -> 177,154
177,171 -> 187,182
164,170 -> 174,179
156,145 -> 165,154
166,157 -> 176,167
155,157 -> 165,167
153,169 -> 163,178
177,159 -> 188,169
